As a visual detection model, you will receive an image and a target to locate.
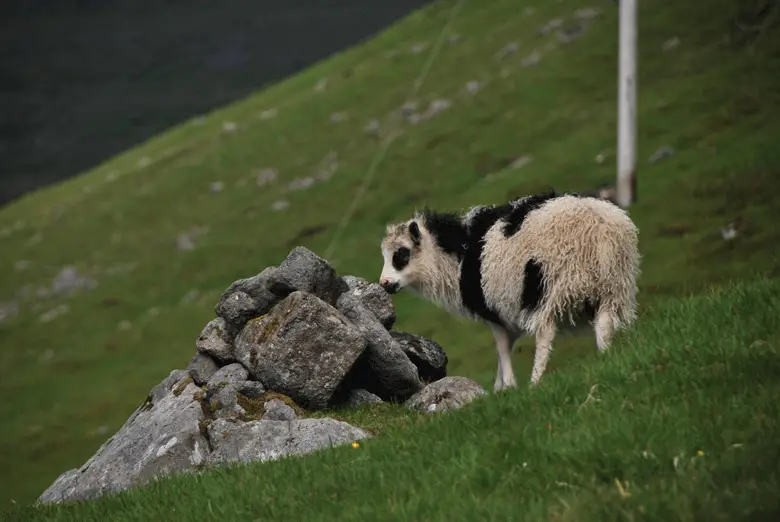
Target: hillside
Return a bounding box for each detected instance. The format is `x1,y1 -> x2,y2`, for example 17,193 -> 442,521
7,277 -> 780,521
1,0 -> 779,512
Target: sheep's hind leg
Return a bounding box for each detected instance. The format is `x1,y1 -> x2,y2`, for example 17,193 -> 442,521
490,323 -> 517,392
594,305 -> 615,352
530,317 -> 556,387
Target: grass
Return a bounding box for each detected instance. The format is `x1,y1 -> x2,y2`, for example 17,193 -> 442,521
5,278 -> 780,521
0,0 -> 779,513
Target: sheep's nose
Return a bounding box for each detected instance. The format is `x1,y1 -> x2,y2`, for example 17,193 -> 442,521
379,278 -> 400,294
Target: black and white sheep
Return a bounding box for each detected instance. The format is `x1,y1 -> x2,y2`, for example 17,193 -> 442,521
378,191 -> 640,390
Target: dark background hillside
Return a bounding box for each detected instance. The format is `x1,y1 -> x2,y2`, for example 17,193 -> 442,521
0,0 -> 432,207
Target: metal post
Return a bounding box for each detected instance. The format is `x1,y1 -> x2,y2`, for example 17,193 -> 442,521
616,0 -> 637,208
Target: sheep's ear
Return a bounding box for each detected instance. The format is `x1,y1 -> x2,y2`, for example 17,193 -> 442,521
408,221 -> 421,245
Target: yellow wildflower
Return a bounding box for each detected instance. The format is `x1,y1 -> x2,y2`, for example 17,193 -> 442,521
697,450 -> 704,456
351,441 -> 360,449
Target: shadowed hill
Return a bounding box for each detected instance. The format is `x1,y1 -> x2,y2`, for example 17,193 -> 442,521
0,0 -> 433,206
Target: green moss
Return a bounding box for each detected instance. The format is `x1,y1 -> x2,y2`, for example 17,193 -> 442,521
198,419 -> 212,440
236,390 -> 306,421
172,377 -> 193,397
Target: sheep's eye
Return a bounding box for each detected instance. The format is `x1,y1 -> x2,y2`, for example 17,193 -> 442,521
392,247 -> 411,270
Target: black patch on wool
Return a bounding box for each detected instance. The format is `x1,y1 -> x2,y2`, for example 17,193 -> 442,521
502,190 -> 560,238
418,209 -> 467,257
458,204 -> 514,326
520,259 -> 546,311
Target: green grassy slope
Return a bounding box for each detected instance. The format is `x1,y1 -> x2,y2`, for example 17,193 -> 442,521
1,0 -> 779,508
8,278 -> 780,521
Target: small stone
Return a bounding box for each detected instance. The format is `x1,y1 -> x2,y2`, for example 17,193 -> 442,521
262,398 -> 296,421
405,376 -> 488,414
209,181 -> 224,193
271,200 -> 289,211
663,37 -> 680,52
118,320 -> 132,331
314,78 -> 328,91
222,121 -> 237,133
648,145 -> 675,164
539,18 -> 564,35
205,363 -> 249,396
410,42 -> 429,55
0,302 -> 19,323
254,168 -> 278,187
330,112 -> 348,123
180,289 -> 200,304
196,318 -> 235,363
287,177 -> 315,191
214,289 -> 266,334
557,23 -> 587,44
345,389 -> 384,407
39,304 -> 69,323
465,80 -> 481,94
574,7 -> 602,20
510,155 -> 533,170
364,119 -> 381,136
238,381 -> 266,399
210,384 -> 245,419
259,108 -> 278,120
401,101 -> 419,116
495,41 -> 520,59
187,353 -> 219,386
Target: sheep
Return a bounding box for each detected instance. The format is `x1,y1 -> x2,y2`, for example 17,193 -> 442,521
378,190 -> 640,390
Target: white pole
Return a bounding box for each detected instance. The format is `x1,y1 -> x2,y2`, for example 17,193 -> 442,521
616,0 -> 637,208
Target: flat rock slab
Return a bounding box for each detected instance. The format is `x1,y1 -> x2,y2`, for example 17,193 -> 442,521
234,291 -> 366,410
405,376 -> 488,414
336,293 -> 423,402
37,379 -> 207,504
207,417 -> 371,464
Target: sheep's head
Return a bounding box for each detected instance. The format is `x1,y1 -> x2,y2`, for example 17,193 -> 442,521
378,219 -> 426,294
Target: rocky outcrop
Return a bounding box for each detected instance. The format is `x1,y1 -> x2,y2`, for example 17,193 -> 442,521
37,246 -> 470,505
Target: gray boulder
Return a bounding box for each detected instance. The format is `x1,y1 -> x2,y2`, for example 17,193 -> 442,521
214,266 -> 296,334
234,291 -> 367,410
196,318 -> 235,363
276,247 -> 347,305
340,275 -> 396,329
37,377 -> 208,504
187,352 -> 219,386
405,376 -> 488,414
207,417 -> 370,465
336,292 -> 423,402
390,330 -> 448,382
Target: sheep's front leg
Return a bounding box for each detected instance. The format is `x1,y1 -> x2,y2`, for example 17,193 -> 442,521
491,323 -> 517,392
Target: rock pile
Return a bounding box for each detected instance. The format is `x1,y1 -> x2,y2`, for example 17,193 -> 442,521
38,247 -> 487,505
